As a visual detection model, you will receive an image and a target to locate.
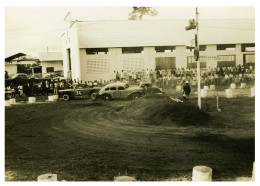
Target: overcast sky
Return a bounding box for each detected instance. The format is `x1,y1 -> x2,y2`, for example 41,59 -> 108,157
5,6 -> 255,58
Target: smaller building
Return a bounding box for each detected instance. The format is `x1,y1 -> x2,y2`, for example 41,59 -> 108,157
39,52 -> 63,75
5,53 -> 39,77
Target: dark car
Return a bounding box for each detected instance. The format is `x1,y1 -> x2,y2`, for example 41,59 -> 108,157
11,73 -> 28,80
139,82 -> 165,95
98,82 -> 145,100
58,84 -> 101,101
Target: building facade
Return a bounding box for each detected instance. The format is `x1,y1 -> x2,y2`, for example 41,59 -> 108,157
5,53 -> 39,76
61,15 -> 255,82
39,52 -> 63,74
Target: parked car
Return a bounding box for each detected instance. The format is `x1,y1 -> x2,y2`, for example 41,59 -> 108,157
11,73 -> 28,80
43,73 -> 66,81
58,84 -> 101,101
98,82 -> 145,100
139,82 -> 165,95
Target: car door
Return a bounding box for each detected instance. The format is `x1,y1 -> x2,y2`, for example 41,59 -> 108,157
117,86 -> 127,98
73,85 -> 84,98
111,86 -> 121,99
80,85 -> 90,98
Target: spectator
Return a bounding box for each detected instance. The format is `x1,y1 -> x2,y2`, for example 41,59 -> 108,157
183,81 -> 191,100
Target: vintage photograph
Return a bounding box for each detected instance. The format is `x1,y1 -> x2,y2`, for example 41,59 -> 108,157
4,5 -> 255,182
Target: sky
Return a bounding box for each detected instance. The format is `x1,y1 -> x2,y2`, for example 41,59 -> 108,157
4,6 -> 255,58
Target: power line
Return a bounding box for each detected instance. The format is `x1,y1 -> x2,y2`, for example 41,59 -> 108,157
5,21 -> 64,33
6,28 -> 65,40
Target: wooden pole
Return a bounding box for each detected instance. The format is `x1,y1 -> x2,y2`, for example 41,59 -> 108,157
196,7 -> 201,109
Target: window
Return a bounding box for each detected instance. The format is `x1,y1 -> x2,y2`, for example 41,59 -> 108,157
217,55 -> 236,67
86,59 -> 109,73
241,43 -> 255,52
118,86 -> 125,90
105,87 -> 109,91
86,48 -> 108,55
217,44 -> 236,50
244,54 -> 255,63
187,56 -> 206,68
186,46 -> 194,52
155,57 -> 176,70
109,87 -> 116,90
122,47 -> 144,54
199,45 -> 206,51
46,67 -> 54,73
155,46 -> 176,53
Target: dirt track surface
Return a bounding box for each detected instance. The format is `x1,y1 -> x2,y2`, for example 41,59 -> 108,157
5,97 -> 255,181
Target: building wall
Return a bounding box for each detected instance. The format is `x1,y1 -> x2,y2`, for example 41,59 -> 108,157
76,44 -> 254,82
61,19 -> 254,82
41,61 -> 63,74
5,64 -> 17,76
62,21 -> 81,81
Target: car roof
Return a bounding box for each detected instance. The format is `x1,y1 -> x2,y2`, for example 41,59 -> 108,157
103,82 -> 126,88
140,82 -> 152,84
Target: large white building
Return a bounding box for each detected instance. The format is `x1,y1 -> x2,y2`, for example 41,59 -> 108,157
61,13 -> 255,82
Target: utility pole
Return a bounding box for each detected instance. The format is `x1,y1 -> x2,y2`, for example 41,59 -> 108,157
196,7 -> 201,109
185,7 -> 201,109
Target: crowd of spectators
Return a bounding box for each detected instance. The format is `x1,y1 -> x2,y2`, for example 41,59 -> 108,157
111,64 -> 255,88
5,64 -> 255,98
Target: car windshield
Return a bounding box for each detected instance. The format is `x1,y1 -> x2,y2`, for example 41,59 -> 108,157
74,84 -> 87,89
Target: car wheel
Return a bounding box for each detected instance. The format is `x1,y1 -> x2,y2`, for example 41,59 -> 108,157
90,92 -> 97,100
132,93 -> 140,100
62,94 -> 70,101
103,94 -> 111,101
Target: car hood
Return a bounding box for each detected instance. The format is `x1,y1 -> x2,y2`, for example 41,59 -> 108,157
58,89 -> 73,92
127,87 -> 143,91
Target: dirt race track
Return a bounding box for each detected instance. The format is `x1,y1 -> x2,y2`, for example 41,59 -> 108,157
5,96 -> 255,181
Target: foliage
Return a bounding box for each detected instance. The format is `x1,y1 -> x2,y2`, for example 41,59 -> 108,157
128,7 -> 158,20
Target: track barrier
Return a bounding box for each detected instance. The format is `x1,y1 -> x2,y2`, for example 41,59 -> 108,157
230,83 -> 236,89
53,95 -> 59,100
114,176 -> 136,181
204,86 -> 209,90
250,87 -> 255,97
9,98 -> 16,105
192,166 -> 212,181
201,89 -> 208,98
28,97 -> 36,103
176,86 -> 182,92
37,174 -> 57,182
210,85 -> 215,90
5,100 -> 11,107
241,83 -> 246,88
36,162 -> 255,181
225,89 -> 233,98
48,96 -> 55,102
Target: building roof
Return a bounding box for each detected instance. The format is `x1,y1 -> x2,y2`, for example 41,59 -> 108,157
39,52 -> 63,62
5,53 -> 26,62
5,53 -> 39,63
75,19 -> 254,48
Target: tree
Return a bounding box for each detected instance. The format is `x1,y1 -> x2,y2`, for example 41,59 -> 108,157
128,7 -> 158,20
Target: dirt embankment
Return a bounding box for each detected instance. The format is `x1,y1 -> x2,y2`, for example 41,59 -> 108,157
122,94 -> 210,126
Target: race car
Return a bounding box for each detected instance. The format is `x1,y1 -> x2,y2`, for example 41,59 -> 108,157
98,82 -> 145,100
138,82 -> 165,95
58,84 -> 101,101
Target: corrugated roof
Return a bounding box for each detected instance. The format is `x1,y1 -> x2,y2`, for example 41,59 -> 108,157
39,52 -> 63,61
76,19 -> 254,48
5,53 -> 26,62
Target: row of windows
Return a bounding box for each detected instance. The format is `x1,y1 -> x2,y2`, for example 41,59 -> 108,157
85,43 -> 255,55
104,85 -> 128,91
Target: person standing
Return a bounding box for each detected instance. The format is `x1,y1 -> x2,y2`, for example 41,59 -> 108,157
183,81 -> 191,100
54,81 -> 58,95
